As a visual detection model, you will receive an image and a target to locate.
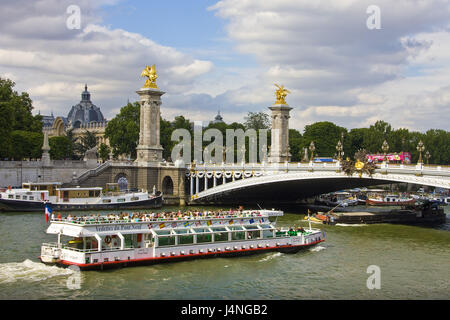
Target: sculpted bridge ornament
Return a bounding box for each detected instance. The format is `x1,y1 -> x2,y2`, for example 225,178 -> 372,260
187,162 -> 450,201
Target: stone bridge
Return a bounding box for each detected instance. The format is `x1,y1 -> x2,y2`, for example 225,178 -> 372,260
188,162 -> 450,204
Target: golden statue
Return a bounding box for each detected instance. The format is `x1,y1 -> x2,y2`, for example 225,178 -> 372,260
274,84 -> 290,105
141,65 -> 158,89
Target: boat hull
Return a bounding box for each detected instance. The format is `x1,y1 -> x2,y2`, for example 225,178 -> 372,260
46,240 -> 324,271
0,194 -> 163,212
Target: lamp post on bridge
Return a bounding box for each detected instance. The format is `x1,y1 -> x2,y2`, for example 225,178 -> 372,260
382,140 -> 389,164
309,141 -> 315,162
417,140 -> 425,165
336,140 -> 343,162
425,150 -> 431,165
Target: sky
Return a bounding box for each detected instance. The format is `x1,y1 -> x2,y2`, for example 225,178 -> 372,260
0,0 -> 449,132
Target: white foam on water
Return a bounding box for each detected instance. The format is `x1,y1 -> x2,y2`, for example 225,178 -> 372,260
259,252 -> 282,262
309,245 -> 326,252
0,259 -> 74,284
335,223 -> 367,227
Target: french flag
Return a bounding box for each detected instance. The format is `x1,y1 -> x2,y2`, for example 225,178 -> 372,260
45,203 -> 52,223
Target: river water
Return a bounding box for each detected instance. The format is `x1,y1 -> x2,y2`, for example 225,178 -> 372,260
0,206 -> 449,300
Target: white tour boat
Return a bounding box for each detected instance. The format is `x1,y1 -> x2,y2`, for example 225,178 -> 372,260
40,209 -> 325,270
0,182 -> 162,212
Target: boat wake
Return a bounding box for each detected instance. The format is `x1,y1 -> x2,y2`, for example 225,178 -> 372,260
335,223 -> 367,227
259,252 -> 282,262
0,259 -> 73,284
309,245 -> 326,252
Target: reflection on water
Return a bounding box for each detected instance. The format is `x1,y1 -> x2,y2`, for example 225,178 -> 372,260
0,206 -> 449,299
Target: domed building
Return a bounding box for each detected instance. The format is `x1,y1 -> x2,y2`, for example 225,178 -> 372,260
211,110 -> 224,124
42,84 -> 109,149
67,85 -> 105,128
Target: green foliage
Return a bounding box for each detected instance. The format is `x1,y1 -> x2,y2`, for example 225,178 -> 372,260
244,111 -> 271,130
105,102 -> 140,159
10,130 -> 43,160
98,143 -> 111,162
0,78 -> 42,159
74,130 -> 97,156
49,136 -> 72,160
289,129 -> 302,162
302,121 -> 347,157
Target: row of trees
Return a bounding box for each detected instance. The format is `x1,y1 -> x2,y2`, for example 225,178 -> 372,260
1,77 -> 449,164
104,103 -> 449,165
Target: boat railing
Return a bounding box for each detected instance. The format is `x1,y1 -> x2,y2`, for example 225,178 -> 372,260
51,213 -> 266,225
275,228 -> 314,237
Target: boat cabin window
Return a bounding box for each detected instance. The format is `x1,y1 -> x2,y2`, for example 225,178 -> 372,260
231,230 -> 245,241
22,196 -> 27,200
196,233 -> 212,243
15,195 -> 20,199
178,234 -> 194,245
8,195 -> 13,199
262,229 -> 274,238
247,230 -> 261,239
158,235 -> 176,247
29,196 -> 34,200
64,237 -> 84,250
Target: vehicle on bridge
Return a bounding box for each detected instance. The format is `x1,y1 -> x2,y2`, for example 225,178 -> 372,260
40,209 -> 325,270
0,182 -> 162,212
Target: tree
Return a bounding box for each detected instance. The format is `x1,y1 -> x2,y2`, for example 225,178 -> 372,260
10,130 -> 43,160
302,121 -> 347,157
0,77 -> 42,159
289,129 -> 302,162
49,136 -> 72,160
244,111 -> 271,130
105,102 -> 140,159
74,130 -> 97,157
98,143 -> 111,162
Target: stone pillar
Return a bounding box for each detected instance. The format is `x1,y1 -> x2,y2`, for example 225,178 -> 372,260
268,104 -> 292,163
41,131 -> 51,167
135,88 -> 165,165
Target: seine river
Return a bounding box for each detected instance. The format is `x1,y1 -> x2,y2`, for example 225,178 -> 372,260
0,206 -> 449,300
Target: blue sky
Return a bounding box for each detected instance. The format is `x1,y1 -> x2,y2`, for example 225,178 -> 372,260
98,0 -> 256,69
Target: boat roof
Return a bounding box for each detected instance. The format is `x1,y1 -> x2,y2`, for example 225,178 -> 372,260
56,187 -> 103,191
46,210 -> 282,237
23,182 -> 62,186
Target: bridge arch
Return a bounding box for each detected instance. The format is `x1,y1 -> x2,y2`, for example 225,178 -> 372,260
191,170 -> 450,204
162,176 -> 174,195
114,173 -> 129,191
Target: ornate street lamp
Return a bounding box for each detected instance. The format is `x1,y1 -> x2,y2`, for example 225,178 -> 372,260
336,140 -> 343,162
417,140 -> 425,164
309,141 -> 315,162
425,150 -> 431,165
381,140 -> 389,163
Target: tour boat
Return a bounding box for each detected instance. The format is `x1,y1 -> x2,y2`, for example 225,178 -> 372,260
0,182 -> 162,212
39,209 -> 325,270
366,194 -> 415,206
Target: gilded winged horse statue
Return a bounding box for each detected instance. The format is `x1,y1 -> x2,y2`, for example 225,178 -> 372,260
141,64 -> 158,89
274,84 -> 290,105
